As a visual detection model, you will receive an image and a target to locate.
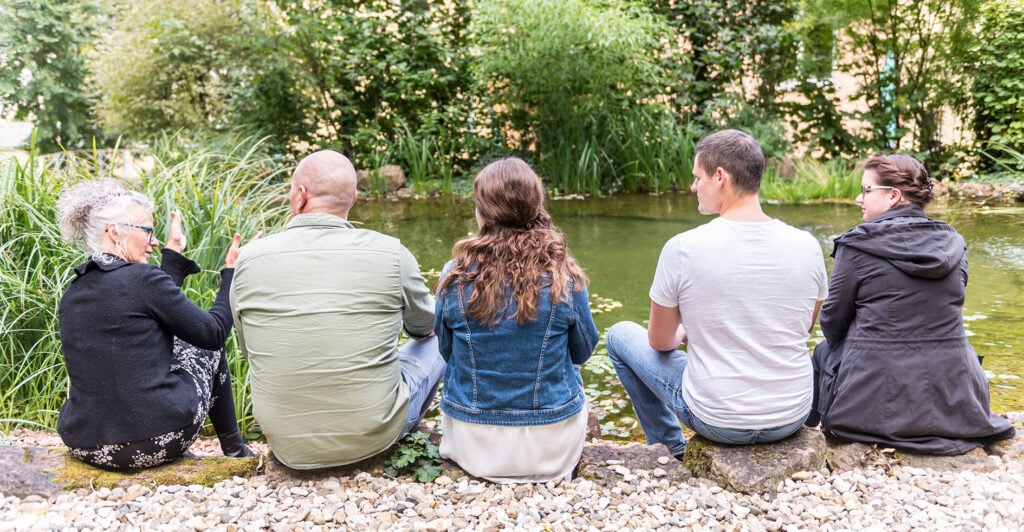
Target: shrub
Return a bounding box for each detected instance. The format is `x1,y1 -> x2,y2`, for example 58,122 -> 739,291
273,0 -> 476,172
473,0 -> 676,194
88,0 -> 266,143
972,0 -> 1024,171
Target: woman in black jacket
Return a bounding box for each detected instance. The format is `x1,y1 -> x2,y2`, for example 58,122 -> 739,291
56,179 -> 259,469
810,154 -> 1014,455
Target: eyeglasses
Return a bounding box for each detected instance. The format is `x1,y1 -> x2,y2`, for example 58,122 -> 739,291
118,223 -> 155,240
859,185 -> 895,197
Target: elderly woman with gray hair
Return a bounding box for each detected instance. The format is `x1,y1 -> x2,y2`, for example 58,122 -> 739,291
55,179 -> 259,469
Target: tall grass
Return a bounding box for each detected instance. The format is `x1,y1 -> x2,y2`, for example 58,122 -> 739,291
978,142 -> 1024,182
538,109 -> 697,195
0,149 -> 79,431
0,136 -> 289,435
613,112 -> 696,193
539,132 -> 611,196
759,159 -> 861,202
392,125 -> 460,195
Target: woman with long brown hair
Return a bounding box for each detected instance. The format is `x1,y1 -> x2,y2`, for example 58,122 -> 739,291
434,157 -> 599,483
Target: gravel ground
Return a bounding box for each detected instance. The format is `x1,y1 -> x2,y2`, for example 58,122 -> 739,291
2,429 -> 1023,531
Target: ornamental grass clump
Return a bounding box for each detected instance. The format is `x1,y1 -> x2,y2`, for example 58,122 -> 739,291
759,158 -> 861,203
0,150 -> 78,431
0,136 -> 288,434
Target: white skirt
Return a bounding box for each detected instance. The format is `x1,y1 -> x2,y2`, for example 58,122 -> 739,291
439,406 -> 588,484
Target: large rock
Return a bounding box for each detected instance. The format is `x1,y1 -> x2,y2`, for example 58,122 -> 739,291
945,181 -> 1024,204
356,165 -> 406,193
683,427 -> 827,496
0,446 -> 68,499
264,448 -> 391,483
576,442 -> 691,486
767,157 -> 796,180
987,434 -> 1024,459
0,444 -> 260,498
0,121 -> 33,149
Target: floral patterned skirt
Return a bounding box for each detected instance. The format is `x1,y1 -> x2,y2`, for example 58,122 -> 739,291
67,338 -> 226,470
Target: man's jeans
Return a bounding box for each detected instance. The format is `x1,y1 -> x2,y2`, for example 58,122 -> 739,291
399,335 -> 446,436
606,321 -> 807,455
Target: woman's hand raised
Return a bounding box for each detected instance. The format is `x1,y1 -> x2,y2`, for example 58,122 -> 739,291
165,211 -> 187,253
224,231 -> 263,269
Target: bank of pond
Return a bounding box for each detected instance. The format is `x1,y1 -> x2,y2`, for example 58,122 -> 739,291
1,161 -> 1022,439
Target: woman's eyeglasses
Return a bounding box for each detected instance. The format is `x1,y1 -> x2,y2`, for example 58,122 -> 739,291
859,185 -> 895,197
118,223 -> 155,240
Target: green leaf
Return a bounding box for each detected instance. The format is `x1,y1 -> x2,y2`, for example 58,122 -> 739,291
413,463 -> 442,483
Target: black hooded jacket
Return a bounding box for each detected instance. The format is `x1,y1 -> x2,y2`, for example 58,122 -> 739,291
814,204 -> 1014,455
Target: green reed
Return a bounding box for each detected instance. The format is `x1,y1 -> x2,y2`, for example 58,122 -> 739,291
978,142 -> 1024,182
390,124 -> 463,195
0,152 -> 79,431
759,158 -> 861,202
536,109 -> 696,195
0,136 -> 289,435
394,125 -> 437,194
612,111 -> 695,193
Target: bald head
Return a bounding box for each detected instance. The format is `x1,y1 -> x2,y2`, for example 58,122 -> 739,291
289,150 -> 359,218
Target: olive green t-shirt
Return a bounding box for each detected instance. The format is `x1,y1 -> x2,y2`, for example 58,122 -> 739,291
231,213 -> 434,469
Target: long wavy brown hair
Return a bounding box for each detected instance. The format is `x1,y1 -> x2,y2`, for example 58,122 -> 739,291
437,158 -> 588,327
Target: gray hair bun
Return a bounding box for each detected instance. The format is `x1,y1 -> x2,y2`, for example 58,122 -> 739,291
56,179 -> 153,253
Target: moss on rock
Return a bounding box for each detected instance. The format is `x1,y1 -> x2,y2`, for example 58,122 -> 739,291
52,453 -> 262,490
681,436 -> 714,475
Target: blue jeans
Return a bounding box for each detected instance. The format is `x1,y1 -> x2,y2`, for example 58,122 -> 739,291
606,321 -> 807,455
399,335 -> 446,436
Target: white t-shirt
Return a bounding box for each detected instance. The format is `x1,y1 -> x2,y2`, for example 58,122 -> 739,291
649,217 -> 827,429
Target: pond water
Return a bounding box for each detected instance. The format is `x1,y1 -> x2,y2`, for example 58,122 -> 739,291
354,194 -> 1024,439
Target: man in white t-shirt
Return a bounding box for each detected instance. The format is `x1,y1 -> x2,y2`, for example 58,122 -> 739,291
606,129 -> 827,458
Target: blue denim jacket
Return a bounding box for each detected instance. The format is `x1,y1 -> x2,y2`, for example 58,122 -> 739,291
435,261 -> 599,426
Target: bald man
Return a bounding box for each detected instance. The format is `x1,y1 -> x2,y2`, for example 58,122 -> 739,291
230,150 -> 443,469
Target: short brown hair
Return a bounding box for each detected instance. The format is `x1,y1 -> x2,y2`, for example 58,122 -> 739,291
695,129 -> 765,194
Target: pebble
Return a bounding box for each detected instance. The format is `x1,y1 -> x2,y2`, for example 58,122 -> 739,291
2,446 -> 1023,529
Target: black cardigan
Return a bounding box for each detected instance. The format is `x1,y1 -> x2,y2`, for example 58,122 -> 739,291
57,249 -> 234,448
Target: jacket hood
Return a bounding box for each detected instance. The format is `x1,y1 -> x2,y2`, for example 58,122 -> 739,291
833,204 -> 966,279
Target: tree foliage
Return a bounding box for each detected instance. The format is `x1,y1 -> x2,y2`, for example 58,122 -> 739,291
646,0 -> 799,159
474,0 -> 683,191
3,0 -> 1014,183
800,0 -> 980,169
782,7 -> 859,160
648,0 -> 798,117
0,0 -> 110,152
475,0 -> 666,146
270,0 -> 475,169
89,0 -> 265,142
971,0 -> 1024,170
